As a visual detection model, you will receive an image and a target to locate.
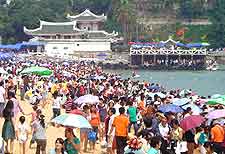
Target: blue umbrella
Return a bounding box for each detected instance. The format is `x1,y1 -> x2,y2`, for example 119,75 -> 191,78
159,104 -> 183,113
182,104 -> 202,115
148,92 -> 166,98
173,98 -> 190,106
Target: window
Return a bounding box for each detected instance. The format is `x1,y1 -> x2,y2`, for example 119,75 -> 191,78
53,47 -> 58,49
64,47 -> 68,50
64,36 -> 71,39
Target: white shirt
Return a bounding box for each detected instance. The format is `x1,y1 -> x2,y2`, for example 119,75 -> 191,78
108,114 -> 116,136
159,123 -> 170,139
52,97 -> 61,109
0,86 -> 5,102
17,123 -> 29,141
114,103 -> 121,116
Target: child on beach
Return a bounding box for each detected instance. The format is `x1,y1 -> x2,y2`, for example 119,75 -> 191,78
27,108 -> 42,149
25,105 -> 38,125
16,116 -> 29,154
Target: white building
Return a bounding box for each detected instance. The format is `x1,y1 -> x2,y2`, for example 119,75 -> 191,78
24,9 -> 118,58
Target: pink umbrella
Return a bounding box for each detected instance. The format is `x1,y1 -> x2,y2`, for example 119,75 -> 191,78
206,109 -> 225,119
198,99 -> 207,104
180,115 -> 205,131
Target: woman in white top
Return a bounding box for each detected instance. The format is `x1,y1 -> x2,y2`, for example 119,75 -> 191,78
52,91 -> 62,119
16,116 -> 29,154
107,108 -> 116,154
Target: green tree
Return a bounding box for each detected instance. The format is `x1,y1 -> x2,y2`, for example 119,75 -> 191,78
179,0 -> 193,20
208,0 -> 225,48
113,0 -> 137,44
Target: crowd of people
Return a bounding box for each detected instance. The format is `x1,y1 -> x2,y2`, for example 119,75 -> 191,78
0,58 -> 224,154
143,58 -> 205,70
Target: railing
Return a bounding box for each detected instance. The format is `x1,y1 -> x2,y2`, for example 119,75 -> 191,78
130,48 -> 208,55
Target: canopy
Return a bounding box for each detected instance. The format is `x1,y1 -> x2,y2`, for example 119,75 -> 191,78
22,41 -> 46,46
0,41 -> 45,50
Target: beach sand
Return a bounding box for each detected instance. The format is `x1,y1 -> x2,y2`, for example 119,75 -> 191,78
0,99 -> 103,154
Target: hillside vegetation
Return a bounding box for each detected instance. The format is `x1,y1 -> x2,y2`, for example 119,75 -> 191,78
0,0 -> 224,48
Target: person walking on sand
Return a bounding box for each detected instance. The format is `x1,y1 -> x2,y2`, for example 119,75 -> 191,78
2,100 -> 15,154
16,116 -> 29,154
33,114 -> 47,154
0,81 -> 6,118
109,107 -> 129,154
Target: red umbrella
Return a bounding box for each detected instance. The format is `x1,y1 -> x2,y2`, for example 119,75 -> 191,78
180,115 -> 205,131
70,109 -> 84,116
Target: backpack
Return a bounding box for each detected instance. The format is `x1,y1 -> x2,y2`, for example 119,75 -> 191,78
88,130 -> 97,141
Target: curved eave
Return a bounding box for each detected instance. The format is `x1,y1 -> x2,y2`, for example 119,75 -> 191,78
67,9 -> 107,21
160,38 -> 180,44
89,30 -> 118,37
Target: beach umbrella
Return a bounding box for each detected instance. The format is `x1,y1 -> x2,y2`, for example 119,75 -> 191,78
180,115 -> 205,131
62,71 -> 72,77
196,99 -> 207,105
40,63 -> 50,67
62,62 -> 69,66
92,76 -> 106,80
159,104 -> 183,113
206,109 -> 225,119
179,89 -> 191,97
211,94 -> 221,99
206,98 -> 225,106
74,94 -> 100,105
0,68 -> 8,74
173,98 -> 190,106
181,104 -> 202,115
148,92 -> 166,98
51,114 -> 92,128
70,109 -> 84,116
20,66 -> 53,76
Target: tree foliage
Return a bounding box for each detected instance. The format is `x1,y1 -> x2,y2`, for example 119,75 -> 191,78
208,0 -> 225,48
0,0 -> 222,47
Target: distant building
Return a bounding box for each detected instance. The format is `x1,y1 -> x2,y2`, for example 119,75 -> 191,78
24,9 -> 118,58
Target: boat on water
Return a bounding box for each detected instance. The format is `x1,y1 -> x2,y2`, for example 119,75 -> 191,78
132,70 -> 140,78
